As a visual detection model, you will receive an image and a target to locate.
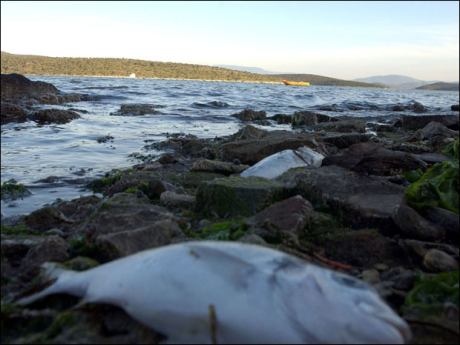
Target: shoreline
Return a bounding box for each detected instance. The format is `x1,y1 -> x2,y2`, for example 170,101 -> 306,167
24,73 -> 283,85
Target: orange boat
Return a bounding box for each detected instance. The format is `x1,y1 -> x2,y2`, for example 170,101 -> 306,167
282,80 -> 310,86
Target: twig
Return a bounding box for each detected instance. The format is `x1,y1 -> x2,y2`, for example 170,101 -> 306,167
208,304 -> 218,344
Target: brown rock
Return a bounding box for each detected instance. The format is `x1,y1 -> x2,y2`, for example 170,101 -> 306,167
31,109 -> 80,124
1,102 -> 28,124
191,159 -> 249,175
247,195 -> 314,244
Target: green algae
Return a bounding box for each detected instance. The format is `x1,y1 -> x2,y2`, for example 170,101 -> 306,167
0,224 -> 40,236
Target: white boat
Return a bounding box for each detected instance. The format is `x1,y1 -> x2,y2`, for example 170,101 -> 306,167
129,73 -> 136,78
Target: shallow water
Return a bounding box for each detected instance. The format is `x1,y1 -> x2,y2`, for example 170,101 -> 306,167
1,76 -> 459,217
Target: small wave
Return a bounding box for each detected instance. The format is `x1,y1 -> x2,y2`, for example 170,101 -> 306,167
191,101 -> 230,108
84,86 -> 129,90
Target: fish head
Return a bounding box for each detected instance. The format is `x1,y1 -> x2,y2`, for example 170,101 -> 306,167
320,269 -> 411,344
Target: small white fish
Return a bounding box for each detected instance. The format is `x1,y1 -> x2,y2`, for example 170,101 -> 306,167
18,241 -> 410,344
240,147 -> 324,179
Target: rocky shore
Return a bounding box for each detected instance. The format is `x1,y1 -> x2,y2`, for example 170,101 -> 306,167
1,74 -> 459,344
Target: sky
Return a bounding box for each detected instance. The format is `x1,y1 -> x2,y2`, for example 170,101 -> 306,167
1,1 -> 459,81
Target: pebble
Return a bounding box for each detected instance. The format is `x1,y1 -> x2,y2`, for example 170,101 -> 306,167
423,249 -> 459,272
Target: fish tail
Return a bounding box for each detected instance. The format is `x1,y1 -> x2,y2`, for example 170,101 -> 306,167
17,262 -> 87,305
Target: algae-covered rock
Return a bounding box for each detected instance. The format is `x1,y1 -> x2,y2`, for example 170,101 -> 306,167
189,219 -> 248,241
196,176 -> 289,217
1,179 -> 31,201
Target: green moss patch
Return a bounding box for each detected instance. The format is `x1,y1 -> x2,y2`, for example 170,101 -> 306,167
0,223 -> 40,236
188,219 -> 248,241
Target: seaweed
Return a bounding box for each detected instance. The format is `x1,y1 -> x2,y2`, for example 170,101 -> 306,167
405,160 -> 459,214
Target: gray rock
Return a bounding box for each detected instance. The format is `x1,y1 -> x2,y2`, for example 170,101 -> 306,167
322,142 -> 427,176
423,207 -> 459,239
400,239 -> 459,259
96,219 -> 184,260
82,193 -> 175,239
238,234 -> 267,245
278,165 -> 404,231
409,121 -> 458,142
423,249 -> 459,272
160,191 -> 195,209
361,269 -> 380,285
392,202 -> 445,241
191,159 -> 249,175
21,236 -> 69,272
247,195 -> 314,245
322,133 -> 372,149
30,109 -> 80,124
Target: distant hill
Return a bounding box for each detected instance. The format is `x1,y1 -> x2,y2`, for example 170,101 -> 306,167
1,51 -> 380,87
270,74 -> 382,87
416,82 -> 459,91
354,74 -> 437,89
214,64 -> 277,74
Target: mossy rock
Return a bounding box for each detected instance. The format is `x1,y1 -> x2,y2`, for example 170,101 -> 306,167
1,179 -> 31,201
403,271 -> 459,334
196,176 -> 290,218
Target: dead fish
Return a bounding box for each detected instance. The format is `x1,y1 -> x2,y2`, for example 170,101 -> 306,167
18,241 -> 411,344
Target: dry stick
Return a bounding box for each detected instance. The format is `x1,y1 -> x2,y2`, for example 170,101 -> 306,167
312,252 -> 353,271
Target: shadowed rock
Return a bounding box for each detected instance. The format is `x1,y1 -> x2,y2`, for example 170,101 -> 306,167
322,142 -> 427,176
393,114 -> 459,130
392,202 -> 445,241
220,130 -> 323,165
1,102 -> 28,124
278,165 -> 404,231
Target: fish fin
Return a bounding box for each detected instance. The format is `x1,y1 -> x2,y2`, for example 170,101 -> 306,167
16,262 -> 85,305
